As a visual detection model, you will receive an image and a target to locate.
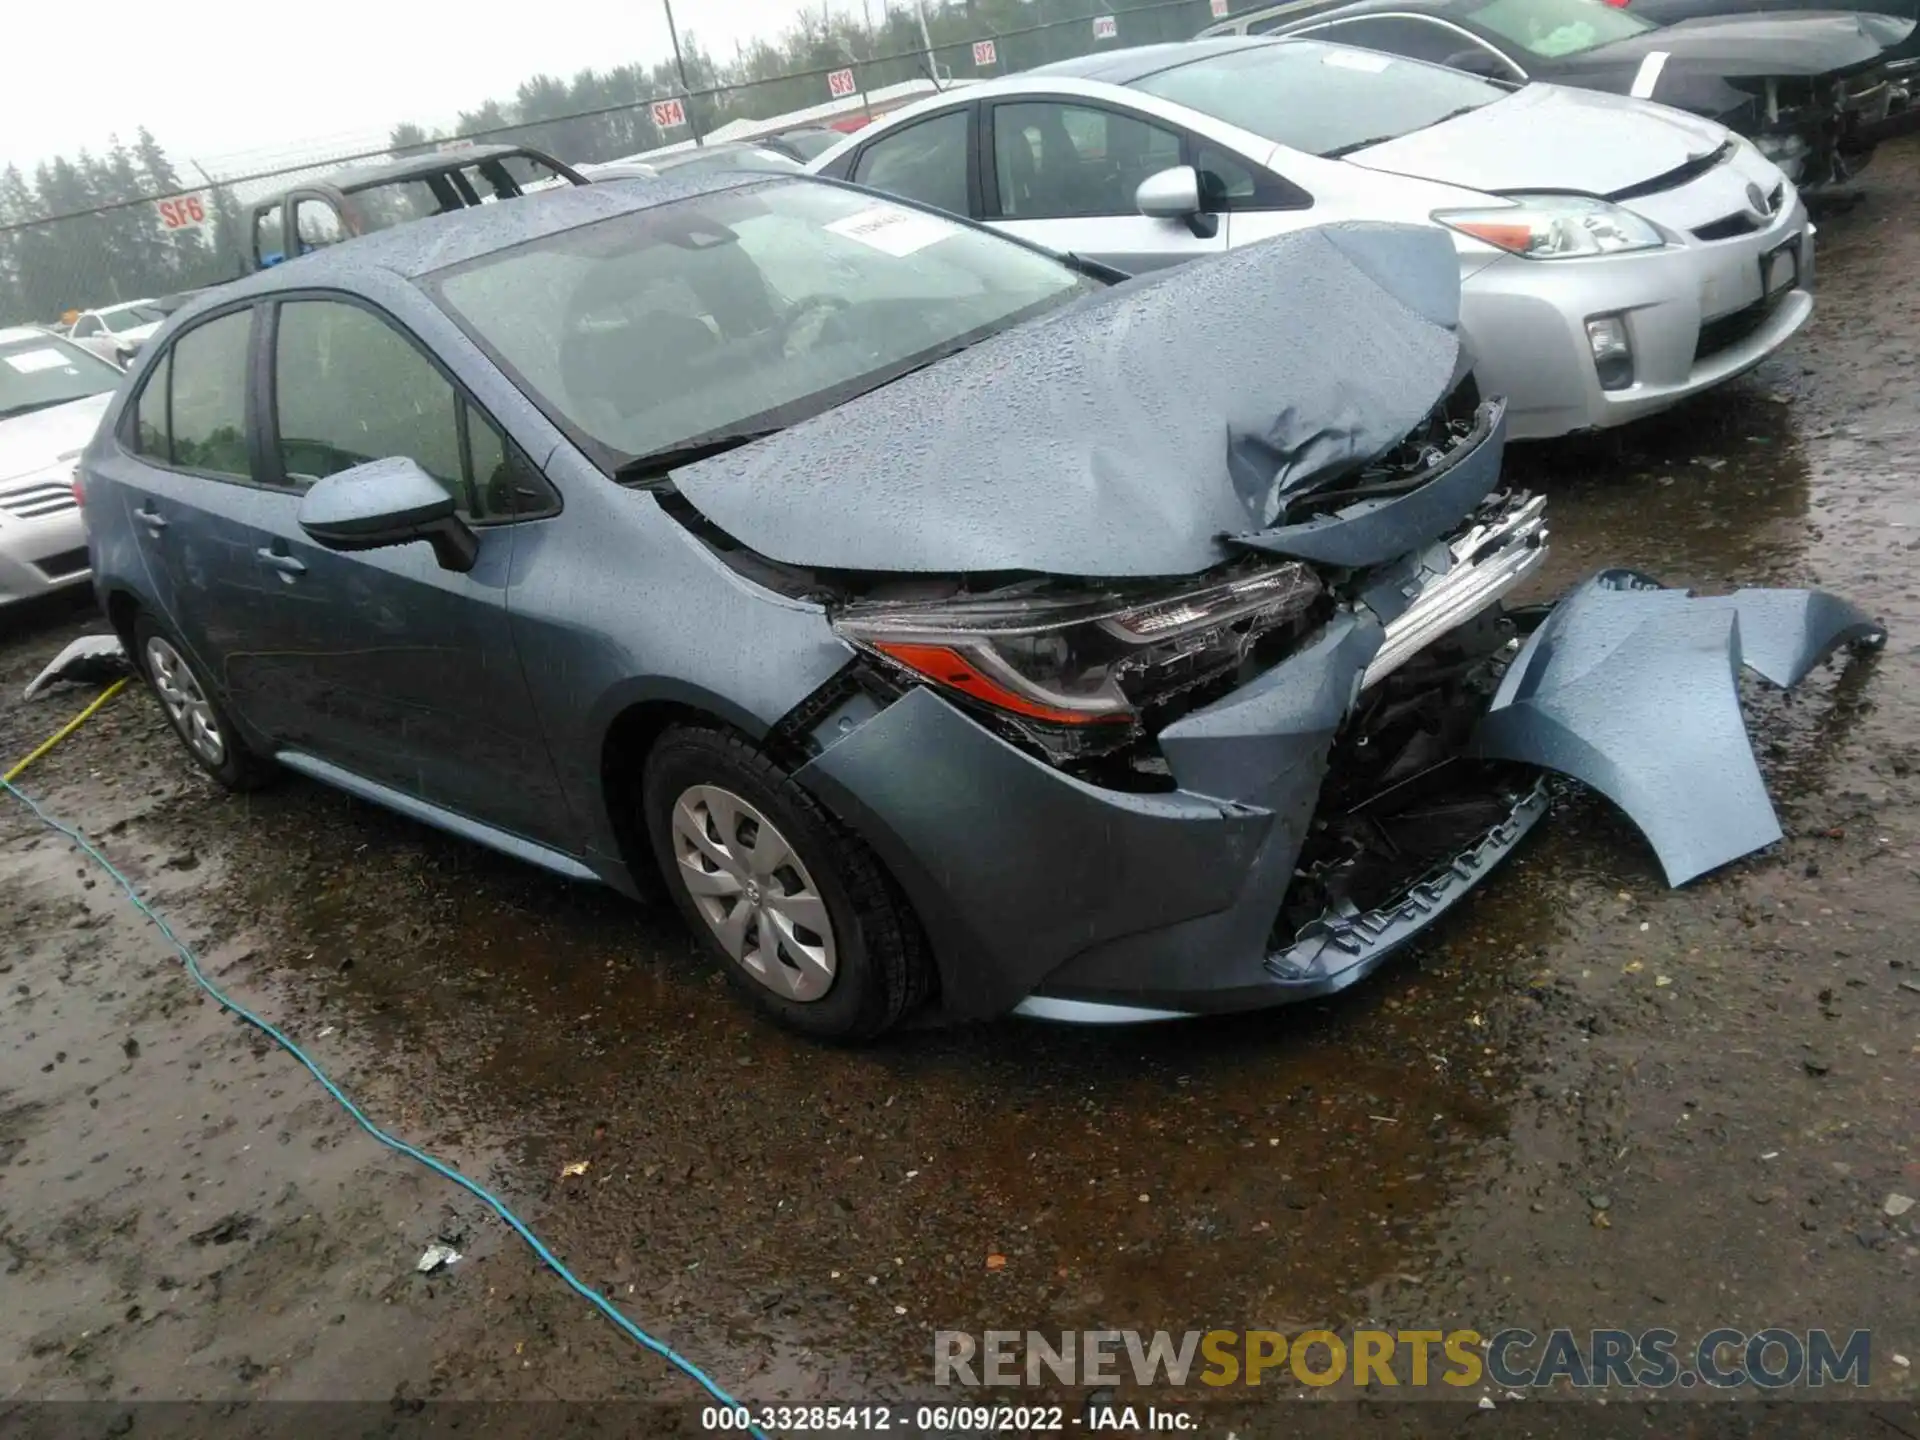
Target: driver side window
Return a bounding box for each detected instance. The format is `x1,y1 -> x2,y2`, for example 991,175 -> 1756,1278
990,102 -> 1182,220
272,298 -> 544,520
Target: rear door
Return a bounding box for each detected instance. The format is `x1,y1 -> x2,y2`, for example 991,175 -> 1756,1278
108,303 -> 294,723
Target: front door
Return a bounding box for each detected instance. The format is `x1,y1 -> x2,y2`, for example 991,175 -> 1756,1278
244,294 -> 572,848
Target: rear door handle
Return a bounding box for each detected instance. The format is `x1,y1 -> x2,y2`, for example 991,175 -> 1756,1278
256,547 -> 307,578
137,505 -> 168,533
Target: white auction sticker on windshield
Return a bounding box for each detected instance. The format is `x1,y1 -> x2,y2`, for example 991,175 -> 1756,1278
825,204 -> 961,257
1321,49 -> 1392,72
4,348 -> 78,374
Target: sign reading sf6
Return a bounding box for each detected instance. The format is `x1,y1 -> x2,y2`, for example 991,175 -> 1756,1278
155,194 -> 209,232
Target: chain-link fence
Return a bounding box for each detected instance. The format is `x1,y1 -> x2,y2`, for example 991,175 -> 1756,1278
0,0 -> 1229,331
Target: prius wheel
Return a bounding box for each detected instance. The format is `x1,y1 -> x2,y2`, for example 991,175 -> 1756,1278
132,614 -> 275,792
642,726 -> 931,1041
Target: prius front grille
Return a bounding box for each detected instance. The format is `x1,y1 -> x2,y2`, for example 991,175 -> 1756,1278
1695,291 -> 1788,364
0,481 -> 78,521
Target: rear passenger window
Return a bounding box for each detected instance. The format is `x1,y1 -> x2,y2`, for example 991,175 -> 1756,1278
133,351 -> 170,459
167,311 -> 253,478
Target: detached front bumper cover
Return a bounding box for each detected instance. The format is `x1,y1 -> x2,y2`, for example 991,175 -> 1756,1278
1473,569 -> 1886,886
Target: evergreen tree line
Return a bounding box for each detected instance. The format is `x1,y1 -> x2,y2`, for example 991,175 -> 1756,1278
0,0 -> 1214,324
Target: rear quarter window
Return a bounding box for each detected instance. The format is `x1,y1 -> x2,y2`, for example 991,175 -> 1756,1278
133,351 -> 171,460
167,310 -> 253,478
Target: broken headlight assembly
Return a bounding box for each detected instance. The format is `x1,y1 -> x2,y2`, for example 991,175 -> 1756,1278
831,562 -> 1324,762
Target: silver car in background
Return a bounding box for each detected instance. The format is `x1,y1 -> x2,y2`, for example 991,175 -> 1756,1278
0,326 -> 119,607
810,36 -> 1813,440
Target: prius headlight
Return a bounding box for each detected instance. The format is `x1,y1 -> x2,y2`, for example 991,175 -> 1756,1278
1434,195 -> 1664,259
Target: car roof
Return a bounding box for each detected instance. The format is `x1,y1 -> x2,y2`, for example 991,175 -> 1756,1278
1235,0 -> 1469,21
205,169 -> 806,300
0,324 -> 60,344
302,143 -> 561,196
651,141 -> 783,164
1029,35 -> 1287,82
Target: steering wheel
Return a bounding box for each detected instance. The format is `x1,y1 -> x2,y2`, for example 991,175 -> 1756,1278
780,294 -> 856,357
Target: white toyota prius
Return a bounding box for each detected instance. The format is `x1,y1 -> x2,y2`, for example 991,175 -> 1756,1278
811,36 -> 1814,439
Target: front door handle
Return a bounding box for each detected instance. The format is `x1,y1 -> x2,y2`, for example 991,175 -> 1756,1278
256,547 -> 307,578
137,505 -> 168,533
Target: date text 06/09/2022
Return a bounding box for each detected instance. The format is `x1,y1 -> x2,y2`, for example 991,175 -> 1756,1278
701,1404 -> 1195,1432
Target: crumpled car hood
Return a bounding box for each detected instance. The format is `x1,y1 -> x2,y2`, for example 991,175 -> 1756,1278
670,222 -> 1462,578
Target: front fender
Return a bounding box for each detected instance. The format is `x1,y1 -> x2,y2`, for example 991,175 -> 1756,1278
1474,569 -> 1884,886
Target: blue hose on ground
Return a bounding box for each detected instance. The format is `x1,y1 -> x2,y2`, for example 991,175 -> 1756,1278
2,770 -> 767,1438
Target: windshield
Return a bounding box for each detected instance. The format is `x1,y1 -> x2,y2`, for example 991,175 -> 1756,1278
425,180 -> 1095,470
773,130 -> 843,161
100,304 -> 167,332
653,146 -> 806,177
1132,39 -> 1507,157
0,333 -> 122,420
1466,0 -> 1654,56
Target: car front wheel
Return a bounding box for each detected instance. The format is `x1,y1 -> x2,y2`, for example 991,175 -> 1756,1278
642,725 -> 931,1041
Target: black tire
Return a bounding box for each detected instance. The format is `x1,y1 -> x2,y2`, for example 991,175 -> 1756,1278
642,724 -> 932,1041
132,612 -> 277,792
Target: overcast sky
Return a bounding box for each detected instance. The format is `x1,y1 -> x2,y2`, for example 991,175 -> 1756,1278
0,0 -> 869,178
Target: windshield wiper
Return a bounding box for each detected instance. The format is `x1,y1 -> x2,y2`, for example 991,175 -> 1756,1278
1321,106 -> 1487,159
612,427 -> 786,486
1320,134 -> 1403,159
0,397 -> 90,422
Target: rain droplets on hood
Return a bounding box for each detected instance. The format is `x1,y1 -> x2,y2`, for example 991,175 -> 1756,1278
670,222 -> 1464,578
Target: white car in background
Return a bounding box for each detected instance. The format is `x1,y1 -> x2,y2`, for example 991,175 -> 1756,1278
0,326 -> 121,607
66,299 -> 170,366
810,37 -> 1814,439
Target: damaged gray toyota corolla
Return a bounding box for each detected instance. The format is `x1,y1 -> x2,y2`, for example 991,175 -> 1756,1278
84,176 -> 1883,1040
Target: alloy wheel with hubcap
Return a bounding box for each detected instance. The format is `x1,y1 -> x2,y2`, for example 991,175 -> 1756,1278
670,783 -> 837,1002
144,635 -> 227,767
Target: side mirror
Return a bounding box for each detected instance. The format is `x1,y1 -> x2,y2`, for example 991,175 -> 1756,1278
297,457 -> 478,572
1135,165 -> 1219,239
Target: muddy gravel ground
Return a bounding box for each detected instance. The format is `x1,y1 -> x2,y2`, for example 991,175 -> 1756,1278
4,146 -> 1920,1440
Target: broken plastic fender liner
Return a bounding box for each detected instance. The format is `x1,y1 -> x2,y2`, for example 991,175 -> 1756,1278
1472,572 -> 1884,887
1721,587 -> 1884,688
